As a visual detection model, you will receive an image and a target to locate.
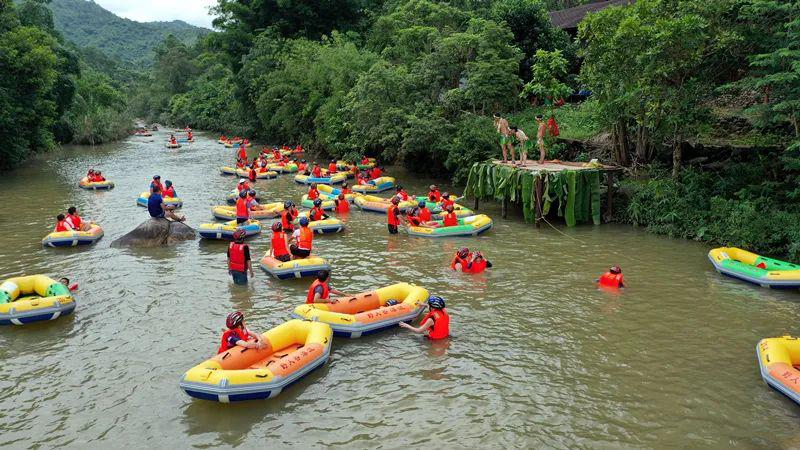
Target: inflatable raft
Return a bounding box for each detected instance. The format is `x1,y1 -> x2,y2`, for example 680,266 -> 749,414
199,219 -> 262,240
225,142 -> 252,148
219,166 -> 237,175
292,282 -> 429,338
708,247 -> 800,289
357,158 -> 377,169
42,223 -> 103,247
165,143 -> 181,149
180,320 -> 332,403
354,195 -> 415,214
295,213 -> 345,234
757,336 -> 800,406
407,214 -> 493,238
0,275 -> 75,325
212,203 -> 284,221
259,255 -> 331,279
301,195 -> 335,211
268,163 -> 298,174
317,184 -> 359,203
78,177 -> 114,190
137,192 -> 183,209
352,177 -> 396,194
236,169 -> 278,179
431,205 -> 475,220
294,173 -> 346,186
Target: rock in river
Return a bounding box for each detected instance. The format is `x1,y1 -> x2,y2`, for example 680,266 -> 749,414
111,218 -> 196,248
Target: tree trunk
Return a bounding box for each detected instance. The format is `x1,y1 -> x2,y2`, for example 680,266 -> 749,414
635,124 -> 651,164
612,119 -> 630,166
672,140 -> 682,177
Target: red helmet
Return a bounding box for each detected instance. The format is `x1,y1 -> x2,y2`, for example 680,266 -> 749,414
457,247 -> 469,258
272,222 -> 282,232
391,196 -> 400,204
226,311 -> 244,329
233,229 -> 247,241
610,265 -> 622,274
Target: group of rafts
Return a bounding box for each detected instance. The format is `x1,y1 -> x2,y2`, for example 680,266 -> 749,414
707,246 -> 800,408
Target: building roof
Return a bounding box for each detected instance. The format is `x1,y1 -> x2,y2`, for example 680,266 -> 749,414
549,0 -> 633,30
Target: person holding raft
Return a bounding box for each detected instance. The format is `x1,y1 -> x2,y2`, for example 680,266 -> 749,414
399,296 -> 450,340
597,266 -> 624,288
334,194 -> 349,213
387,197 -> 401,234
227,230 -> 254,285
306,270 -> 350,304
218,311 -> 263,353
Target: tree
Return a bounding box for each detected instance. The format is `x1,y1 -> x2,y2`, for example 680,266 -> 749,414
520,49 -> 571,115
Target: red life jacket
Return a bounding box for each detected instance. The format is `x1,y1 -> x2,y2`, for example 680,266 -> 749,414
310,207 -> 324,221
249,168 -> 257,181
238,148 -> 247,160
259,165 -> 267,173
272,231 -> 289,257
387,205 -> 400,226
441,198 -> 454,210
235,197 -> 250,219
361,158 -> 369,165
163,186 -> 175,198
228,242 -> 247,271
298,163 -> 307,171
308,189 -> 319,200
306,279 -> 330,304
547,117 -> 560,137
67,214 -> 82,230
273,150 -> 281,159
312,166 -> 322,178
451,255 -> 468,270
281,210 -> 295,232
398,191 -> 409,201
467,258 -> 488,274
151,180 -> 163,193
422,309 -> 449,340
335,199 -> 350,213
217,328 -> 248,354
56,220 -> 70,232
443,212 -> 458,227
598,272 -> 624,288
298,227 -> 313,250
429,190 -> 441,202
419,207 -> 431,222
371,168 -> 381,179
328,163 -> 337,173
341,188 -> 352,194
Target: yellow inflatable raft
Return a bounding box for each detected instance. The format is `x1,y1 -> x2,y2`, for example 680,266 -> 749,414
0,275 -> 75,325
354,195 -> 416,213
259,255 -> 331,279
709,247 -> 800,289
235,168 -> 278,179
757,337 -> 800,406
42,223 -> 103,247
351,177 -> 396,194
292,282 -> 429,338
78,177 -> 114,190
137,192 -> 182,208
179,320 -> 333,402
211,203 -> 284,221
199,219 -> 262,240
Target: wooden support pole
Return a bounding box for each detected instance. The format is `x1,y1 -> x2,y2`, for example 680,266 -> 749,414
474,196 -> 479,211
535,175 -> 543,228
605,171 -> 615,222
501,197 -> 507,219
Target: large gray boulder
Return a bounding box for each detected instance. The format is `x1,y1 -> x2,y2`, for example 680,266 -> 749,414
111,218 -> 196,247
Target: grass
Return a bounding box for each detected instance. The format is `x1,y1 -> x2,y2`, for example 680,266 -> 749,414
507,101 -> 602,142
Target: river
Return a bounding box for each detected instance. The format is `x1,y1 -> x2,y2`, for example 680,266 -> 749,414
0,132 -> 799,448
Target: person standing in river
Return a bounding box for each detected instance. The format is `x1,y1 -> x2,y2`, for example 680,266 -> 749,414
493,114 -> 516,165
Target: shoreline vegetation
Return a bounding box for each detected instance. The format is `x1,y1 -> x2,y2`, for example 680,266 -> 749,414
3,0 -> 799,260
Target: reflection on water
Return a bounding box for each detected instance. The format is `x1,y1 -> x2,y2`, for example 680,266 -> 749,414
0,133 -> 799,447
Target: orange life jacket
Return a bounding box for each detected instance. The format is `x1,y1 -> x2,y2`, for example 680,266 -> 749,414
422,309 -> 449,340
272,231 -> 289,257
467,258 -> 487,273
163,186 -> 175,198
371,168 -> 381,179
56,220 -> 70,232
228,242 -> 247,271
281,210 -> 295,232
429,190 -> 441,202
443,212 -> 458,227
236,197 -> 249,219
306,279 -> 330,304
598,272 -> 624,288
398,191 -> 409,201
419,207 -> 431,222
298,227 -> 313,250
67,214 -> 82,230
328,163 -> 337,173
307,188 -> 319,200
310,207 -> 324,221
312,166 -> 322,178
441,198 -> 454,210
450,255 -> 468,270
335,199 -> 349,213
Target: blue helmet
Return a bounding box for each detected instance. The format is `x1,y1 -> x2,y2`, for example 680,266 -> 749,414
299,216 -> 309,226
418,200 -> 426,208
427,295 -> 445,309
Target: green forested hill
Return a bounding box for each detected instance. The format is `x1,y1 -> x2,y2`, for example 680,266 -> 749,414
47,0 -> 210,66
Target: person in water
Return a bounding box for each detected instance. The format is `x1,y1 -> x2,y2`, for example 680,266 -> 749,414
306,270 -> 349,304
340,183 -> 352,195
235,190 -> 250,224
169,134 -> 177,145
334,193 -> 349,213
309,199 -> 329,221
387,196 -> 401,234
227,229 -> 254,285
54,214 -> 73,232
597,266 -> 625,288
187,131 -> 193,141
290,216 -> 313,259
451,248 -> 492,273
148,185 -> 185,222
65,206 -> 89,231
399,295 -> 449,340
162,180 -> 177,199
269,222 -> 291,262
307,183 -> 320,200
218,311 -> 263,354
237,178 -> 250,192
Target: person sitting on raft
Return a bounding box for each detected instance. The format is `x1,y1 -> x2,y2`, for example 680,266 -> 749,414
428,185 -> 441,202
237,145 -> 247,161
248,164 -> 258,183
357,171 -> 370,185
218,311 -> 263,354
289,216 -> 313,259
235,159 -> 245,169
370,166 -> 382,180
360,155 -> 370,165
169,135 -> 177,145
309,199 -> 329,221
298,159 -> 308,172
307,183 -> 320,200
269,222 -> 291,262
440,192 -> 455,210
237,179 -> 250,193
220,135 -> 227,142
340,182 -> 352,195
150,175 -> 164,194
395,185 -> 410,201
387,196 -> 401,234
247,190 -> 263,212
92,170 -> 106,182
399,295 -> 449,340
148,185 -> 185,222
328,160 -> 338,174
597,266 -> 625,288
334,193 -> 350,213
306,270 -> 350,304
187,131 -> 193,141
417,200 -> 432,222
281,201 -> 298,233
406,205 -> 422,226
54,214 -> 74,232
227,229 -> 254,284
66,206 -> 90,231
162,180 -> 177,199
312,162 -> 322,178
